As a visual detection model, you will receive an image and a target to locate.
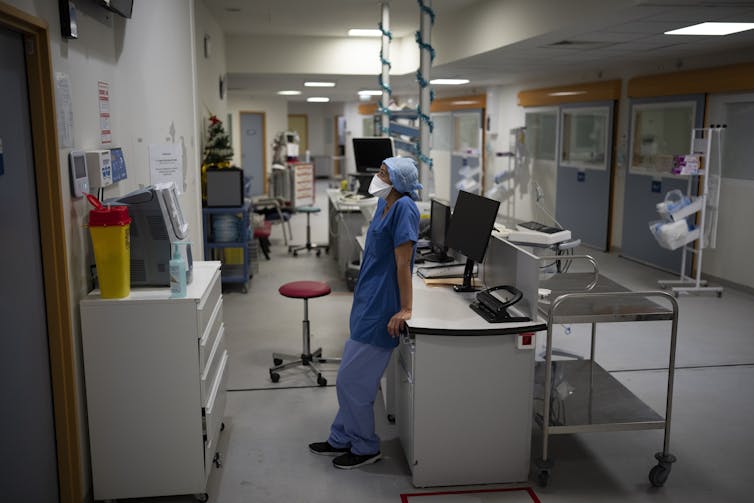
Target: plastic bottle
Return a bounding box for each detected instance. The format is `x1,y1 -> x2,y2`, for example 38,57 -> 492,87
170,242 -> 187,298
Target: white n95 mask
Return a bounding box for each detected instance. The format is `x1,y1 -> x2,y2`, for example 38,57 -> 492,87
368,175 -> 393,199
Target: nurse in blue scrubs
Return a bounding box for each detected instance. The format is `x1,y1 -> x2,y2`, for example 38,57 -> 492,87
309,156 -> 421,470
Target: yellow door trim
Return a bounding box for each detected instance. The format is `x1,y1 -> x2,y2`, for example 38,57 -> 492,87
0,3 -> 82,502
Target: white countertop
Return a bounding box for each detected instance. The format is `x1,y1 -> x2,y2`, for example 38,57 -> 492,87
81,261 -> 221,304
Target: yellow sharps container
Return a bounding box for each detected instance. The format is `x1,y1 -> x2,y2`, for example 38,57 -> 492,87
87,194 -> 132,299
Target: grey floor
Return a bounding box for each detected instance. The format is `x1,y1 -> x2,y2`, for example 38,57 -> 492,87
136,180 -> 754,502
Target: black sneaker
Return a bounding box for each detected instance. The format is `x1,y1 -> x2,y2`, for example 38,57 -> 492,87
309,441 -> 350,456
332,451 -> 381,470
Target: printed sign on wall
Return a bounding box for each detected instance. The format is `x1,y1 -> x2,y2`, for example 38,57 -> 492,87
98,81 -> 111,145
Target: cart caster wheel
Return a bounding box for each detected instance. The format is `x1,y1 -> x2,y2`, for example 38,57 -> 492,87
537,469 -> 550,487
317,375 -> 327,386
288,246 -> 293,253
293,251 -> 298,257
326,247 -> 330,254
194,493 -> 209,502
649,464 -> 670,487
270,372 -> 280,383
213,452 -> 223,468
242,286 -> 248,294
387,414 -> 395,424
220,422 -> 225,432
273,358 -> 283,366
316,250 -> 321,257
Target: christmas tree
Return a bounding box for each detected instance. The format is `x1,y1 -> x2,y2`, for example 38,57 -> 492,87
202,115 -> 233,166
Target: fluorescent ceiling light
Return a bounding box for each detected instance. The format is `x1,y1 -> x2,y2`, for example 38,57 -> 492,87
305,81 -> 336,87
548,91 -> 587,97
348,29 -> 382,37
665,22 -> 754,36
277,90 -> 301,96
430,79 -> 470,85
307,97 -> 330,103
358,90 -> 383,96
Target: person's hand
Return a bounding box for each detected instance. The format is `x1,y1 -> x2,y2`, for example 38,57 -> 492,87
387,308 -> 412,338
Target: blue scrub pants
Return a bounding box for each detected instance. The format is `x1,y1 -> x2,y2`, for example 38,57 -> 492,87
328,338 -> 393,455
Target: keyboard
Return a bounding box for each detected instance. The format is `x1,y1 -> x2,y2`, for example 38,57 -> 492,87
417,263 -> 475,279
517,221 -> 563,234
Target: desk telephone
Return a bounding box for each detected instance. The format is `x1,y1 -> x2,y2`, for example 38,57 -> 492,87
470,285 -> 530,323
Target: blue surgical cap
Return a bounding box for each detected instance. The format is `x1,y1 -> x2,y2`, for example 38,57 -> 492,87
383,156 -> 423,200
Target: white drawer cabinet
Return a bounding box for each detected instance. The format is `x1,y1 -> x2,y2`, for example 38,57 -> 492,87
80,261 -> 228,501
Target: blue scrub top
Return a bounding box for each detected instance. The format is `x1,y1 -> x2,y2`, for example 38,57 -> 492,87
350,196 -> 420,348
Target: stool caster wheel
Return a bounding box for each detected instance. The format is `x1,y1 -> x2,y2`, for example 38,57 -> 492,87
317,375 -> 327,386
270,371 -> 280,383
194,493 -> 209,502
273,358 -> 283,366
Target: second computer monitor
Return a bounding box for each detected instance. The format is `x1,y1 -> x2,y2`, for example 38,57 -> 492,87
427,199 -> 453,263
445,190 -> 501,291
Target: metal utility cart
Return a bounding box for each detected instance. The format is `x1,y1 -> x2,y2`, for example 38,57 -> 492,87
534,260 -> 679,488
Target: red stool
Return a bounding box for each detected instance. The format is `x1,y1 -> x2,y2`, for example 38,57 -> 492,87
253,221 -> 272,260
270,281 -> 341,386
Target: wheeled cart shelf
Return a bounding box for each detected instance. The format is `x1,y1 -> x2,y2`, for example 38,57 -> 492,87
534,360 -> 665,434
203,205 -> 251,293
535,268 -> 679,489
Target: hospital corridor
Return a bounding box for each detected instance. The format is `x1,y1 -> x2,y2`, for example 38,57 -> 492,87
3,1 -> 754,502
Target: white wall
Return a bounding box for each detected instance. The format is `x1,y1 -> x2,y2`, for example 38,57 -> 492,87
195,0 -> 228,157
344,102 -> 365,175
227,35 -> 384,75
5,1 -> 201,499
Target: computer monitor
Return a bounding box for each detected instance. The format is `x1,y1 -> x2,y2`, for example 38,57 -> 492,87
446,190 -> 501,292
424,199 -> 453,263
352,137 -> 394,173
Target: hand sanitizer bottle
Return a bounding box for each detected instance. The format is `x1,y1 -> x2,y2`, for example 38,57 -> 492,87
170,242 -> 187,298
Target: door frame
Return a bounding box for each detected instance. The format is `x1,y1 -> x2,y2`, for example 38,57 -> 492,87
288,113 -> 308,153
0,4 -> 81,502
239,110 -> 268,195
333,115 -> 344,177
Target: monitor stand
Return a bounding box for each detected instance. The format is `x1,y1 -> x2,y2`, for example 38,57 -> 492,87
453,258 -> 479,293
422,250 -> 454,263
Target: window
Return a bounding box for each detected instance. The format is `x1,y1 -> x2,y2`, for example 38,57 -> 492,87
525,110 -> 557,161
629,102 -> 695,175
560,107 -> 609,170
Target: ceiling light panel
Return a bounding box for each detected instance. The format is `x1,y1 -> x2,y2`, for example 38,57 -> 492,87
305,82 -> 336,87
665,22 -> 754,35
277,90 -> 301,95
430,79 -> 470,85
307,97 -> 330,102
348,29 -> 382,37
